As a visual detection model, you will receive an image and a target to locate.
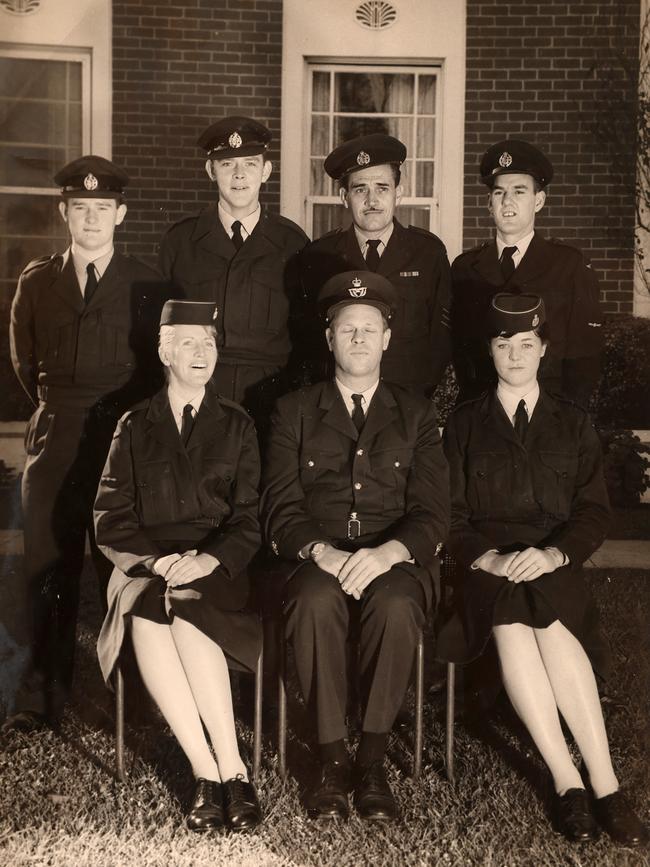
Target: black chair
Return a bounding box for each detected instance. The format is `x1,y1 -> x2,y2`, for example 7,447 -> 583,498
114,646 -> 264,782
276,627 -> 426,779
440,547 -> 457,784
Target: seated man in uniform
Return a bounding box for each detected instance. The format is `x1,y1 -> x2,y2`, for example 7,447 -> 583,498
451,139 -> 604,406
261,272 -> 450,821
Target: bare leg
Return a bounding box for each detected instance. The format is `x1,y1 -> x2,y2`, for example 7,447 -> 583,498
130,616 -> 221,781
170,617 -> 247,782
493,622 -> 583,795
535,621 -> 618,798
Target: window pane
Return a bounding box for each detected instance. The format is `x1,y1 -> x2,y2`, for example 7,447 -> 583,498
400,160 -> 412,196
334,116 -> 412,152
313,203 -> 351,237
417,117 -> 435,157
418,75 -> 436,115
416,161 -> 435,197
334,73 -> 413,114
0,194 -> 67,281
310,115 -> 330,157
310,159 -> 331,196
0,57 -> 69,100
312,71 -> 330,112
0,145 -> 68,187
396,205 -> 430,230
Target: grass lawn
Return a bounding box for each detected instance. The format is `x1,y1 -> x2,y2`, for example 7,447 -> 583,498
0,566 -> 648,867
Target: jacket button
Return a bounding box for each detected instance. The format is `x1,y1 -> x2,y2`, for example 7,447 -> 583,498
307,460 -> 314,467
394,460 -> 400,467
356,448 -> 364,456
354,482 -> 362,490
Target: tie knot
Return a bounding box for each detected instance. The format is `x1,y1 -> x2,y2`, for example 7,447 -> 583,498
183,404 -> 194,417
501,246 -> 517,260
86,262 -> 96,276
367,239 -> 381,250
351,393 -> 364,408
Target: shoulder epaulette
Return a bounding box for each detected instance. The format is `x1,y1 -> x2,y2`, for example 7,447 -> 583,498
407,225 -> 445,245
162,212 -> 203,235
272,213 -> 310,240
315,227 -> 345,241
450,391 -> 489,413
217,395 -> 256,421
21,253 -> 60,277
454,241 -> 490,260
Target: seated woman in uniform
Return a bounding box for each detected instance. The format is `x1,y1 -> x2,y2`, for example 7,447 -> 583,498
95,299 -> 262,833
438,293 -> 647,846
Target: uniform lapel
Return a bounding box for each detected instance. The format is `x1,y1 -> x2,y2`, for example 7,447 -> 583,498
344,225 -> 368,269
235,209 -> 280,263
358,381 -> 398,444
377,220 -> 413,276
145,388 -> 185,454
185,385 -> 227,451
50,250 -> 85,313
510,233 -> 551,286
471,241 -> 504,287
482,390 -> 522,448
525,389 -> 562,446
190,204 -> 234,261
318,381 -> 358,440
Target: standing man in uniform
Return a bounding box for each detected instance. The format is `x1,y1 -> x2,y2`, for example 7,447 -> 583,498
262,271 -> 449,821
159,116 -> 309,432
299,134 -> 452,397
5,156 -> 164,732
451,140 -> 604,406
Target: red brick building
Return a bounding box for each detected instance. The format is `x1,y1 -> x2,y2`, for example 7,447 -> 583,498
0,0 -> 642,417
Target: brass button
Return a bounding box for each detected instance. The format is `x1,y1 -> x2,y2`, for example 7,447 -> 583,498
356,448 -> 364,456
354,482 -> 362,490
307,460 -> 314,467
394,460 -> 400,467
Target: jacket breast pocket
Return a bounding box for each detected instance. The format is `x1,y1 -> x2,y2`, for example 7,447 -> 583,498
199,459 -> 235,518
299,448 -> 344,486
44,310 -> 77,367
467,452 -> 511,513
393,278 -> 429,339
248,268 -> 287,333
135,460 -> 178,524
370,447 -> 414,510
99,310 -> 134,366
538,451 -> 578,517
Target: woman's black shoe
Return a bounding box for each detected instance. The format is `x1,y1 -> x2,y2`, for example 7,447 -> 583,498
593,791 -> 649,847
554,788 -> 598,842
186,778 -> 225,832
223,774 -> 262,831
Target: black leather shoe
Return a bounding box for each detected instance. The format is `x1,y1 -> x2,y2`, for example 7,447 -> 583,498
186,779 -> 225,832
593,791 -> 649,847
306,760 -> 350,820
1,711 -> 50,735
353,760 -> 398,821
223,774 -> 262,831
554,788 -> 598,842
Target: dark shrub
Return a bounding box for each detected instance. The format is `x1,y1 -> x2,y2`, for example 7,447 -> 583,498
598,429 -> 650,507
592,315 -> 650,429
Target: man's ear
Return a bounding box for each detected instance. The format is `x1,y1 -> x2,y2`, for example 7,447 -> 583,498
58,201 -> 68,223
382,327 -> 391,351
115,203 -> 127,226
205,160 -> 217,182
394,184 -> 403,207
339,187 -> 349,209
487,191 -> 494,216
534,189 -> 546,213
325,326 -> 334,352
261,160 -> 272,183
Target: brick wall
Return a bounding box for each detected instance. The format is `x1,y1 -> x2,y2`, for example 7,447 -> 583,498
464,0 -> 640,314
112,0 -> 283,265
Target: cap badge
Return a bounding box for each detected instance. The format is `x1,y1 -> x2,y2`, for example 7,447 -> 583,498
349,277 -> 367,298
83,173 -> 99,191
356,150 -> 371,166
498,151 -> 513,168
228,132 -> 243,149
532,314 -> 540,327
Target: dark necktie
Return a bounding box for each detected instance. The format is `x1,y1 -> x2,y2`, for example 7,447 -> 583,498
500,245 -> 517,282
514,399 -> 528,441
365,239 -> 381,272
231,220 -> 244,251
85,262 -> 98,304
181,404 -> 195,447
351,393 -> 365,434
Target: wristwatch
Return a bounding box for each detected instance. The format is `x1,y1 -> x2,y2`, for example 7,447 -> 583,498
309,542 -> 327,561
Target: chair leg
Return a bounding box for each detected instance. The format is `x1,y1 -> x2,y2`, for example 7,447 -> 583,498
278,628 -> 287,779
115,664 -> 126,782
413,629 -> 424,778
445,661 -> 456,784
252,645 -> 263,780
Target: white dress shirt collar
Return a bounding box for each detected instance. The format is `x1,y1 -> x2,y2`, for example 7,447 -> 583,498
495,229 -> 535,268
167,385 -> 205,434
68,247 -> 114,297
497,381 -> 540,425
218,201 -> 261,242
335,377 -> 380,417
354,222 -> 394,260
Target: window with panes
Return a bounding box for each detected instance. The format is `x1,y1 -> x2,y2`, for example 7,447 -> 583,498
307,64 -> 440,239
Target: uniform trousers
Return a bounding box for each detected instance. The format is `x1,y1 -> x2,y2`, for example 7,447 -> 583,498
17,401 -> 116,717
283,561 -> 426,745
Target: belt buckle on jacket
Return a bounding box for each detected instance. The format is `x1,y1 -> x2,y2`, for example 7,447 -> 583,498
347,511 -> 361,540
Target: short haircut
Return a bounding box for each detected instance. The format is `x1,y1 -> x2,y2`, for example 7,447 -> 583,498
339,163 -> 401,191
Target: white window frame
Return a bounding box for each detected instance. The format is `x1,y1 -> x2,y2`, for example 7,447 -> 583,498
304,61 -> 442,238
0,44 -> 91,198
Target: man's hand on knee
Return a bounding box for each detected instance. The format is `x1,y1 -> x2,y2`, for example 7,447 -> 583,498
337,541 -> 411,600
314,544 -> 351,579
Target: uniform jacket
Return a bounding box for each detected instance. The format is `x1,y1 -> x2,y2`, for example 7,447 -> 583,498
159,205 -> 309,372
298,221 -> 452,394
261,380 -> 450,605
444,389 -> 610,569
451,233 -> 604,405
94,382 -> 261,602
10,249 -> 165,409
